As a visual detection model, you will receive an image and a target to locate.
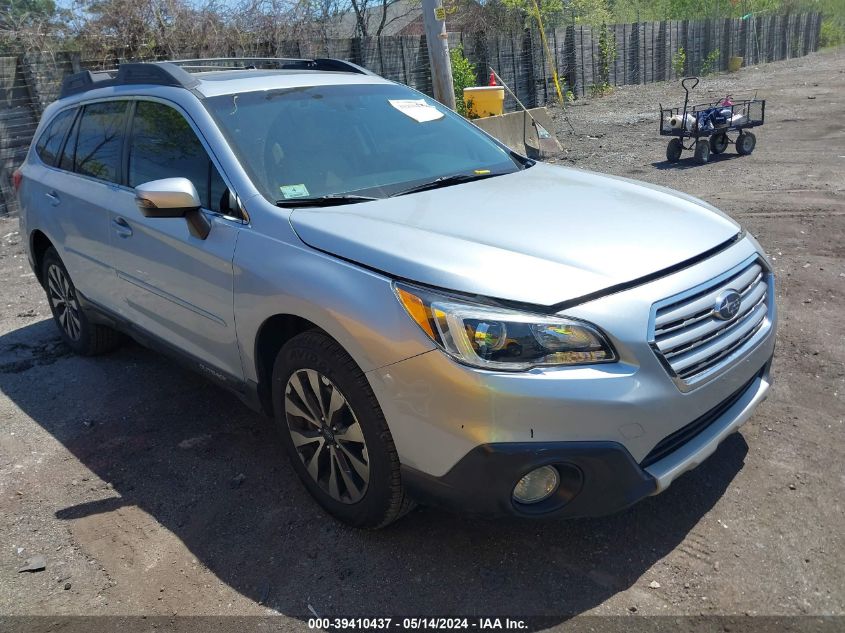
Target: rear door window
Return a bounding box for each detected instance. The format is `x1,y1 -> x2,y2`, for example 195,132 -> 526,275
128,101 -> 226,212
35,108 -> 76,166
68,101 -> 129,183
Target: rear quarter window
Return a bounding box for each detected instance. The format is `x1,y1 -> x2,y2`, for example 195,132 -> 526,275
34,109 -> 76,166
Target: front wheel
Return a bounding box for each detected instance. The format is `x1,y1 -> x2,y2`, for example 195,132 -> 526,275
710,133 -> 729,154
694,139 -> 710,164
736,131 -> 756,155
666,138 -> 683,163
42,248 -> 123,356
272,330 -> 413,528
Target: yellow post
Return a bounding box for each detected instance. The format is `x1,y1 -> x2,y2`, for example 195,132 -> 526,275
529,0 -> 565,106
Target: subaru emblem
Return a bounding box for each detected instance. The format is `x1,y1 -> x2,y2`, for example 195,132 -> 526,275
714,290 -> 742,320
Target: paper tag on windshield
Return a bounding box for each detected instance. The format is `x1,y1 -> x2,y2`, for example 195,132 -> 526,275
280,184 -> 309,199
388,99 -> 444,123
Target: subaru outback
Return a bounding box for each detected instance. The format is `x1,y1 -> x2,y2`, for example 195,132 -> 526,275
14,58 -> 776,527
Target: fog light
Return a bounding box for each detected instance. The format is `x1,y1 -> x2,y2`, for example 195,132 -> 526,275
512,466 -> 559,504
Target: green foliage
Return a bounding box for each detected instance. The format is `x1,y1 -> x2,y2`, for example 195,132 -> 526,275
450,44 -> 478,118
596,23 -> 616,93
819,17 -> 845,47
512,0 -> 845,27
498,0 -> 612,28
570,0 -> 611,25
565,90 -> 575,103
0,0 -> 55,28
501,0 -> 567,27
701,48 -> 720,75
606,0 -> 845,23
589,82 -> 613,98
0,0 -> 55,20
672,47 -> 686,76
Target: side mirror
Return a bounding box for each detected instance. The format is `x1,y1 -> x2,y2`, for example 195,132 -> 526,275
134,177 -> 211,239
135,177 -> 200,217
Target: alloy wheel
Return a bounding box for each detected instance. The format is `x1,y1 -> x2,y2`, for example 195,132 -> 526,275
47,264 -> 82,341
284,368 -> 370,504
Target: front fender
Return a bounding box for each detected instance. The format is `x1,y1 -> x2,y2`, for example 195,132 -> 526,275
232,208 -> 435,383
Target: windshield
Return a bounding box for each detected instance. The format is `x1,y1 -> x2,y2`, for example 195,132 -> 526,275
203,83 -> 522,203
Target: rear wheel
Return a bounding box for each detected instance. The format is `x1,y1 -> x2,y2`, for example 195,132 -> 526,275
272,330 -> 413,528
710,133 -> 729,154
666,138 -> 683,163
42,248 -> 123,356
694,139 -> 710,164
736,131 -> 756,155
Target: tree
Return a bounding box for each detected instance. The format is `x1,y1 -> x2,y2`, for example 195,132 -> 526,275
0,0 -> 59,51
346,0 -> 417,37
1,0 -> 56,27
71,0 -> 234,58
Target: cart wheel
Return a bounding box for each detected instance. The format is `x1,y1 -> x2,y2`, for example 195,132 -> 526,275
694,139 -> 710,164
666,139 -> 683,163
736,131 -> 756,155
710,133 -> 728,154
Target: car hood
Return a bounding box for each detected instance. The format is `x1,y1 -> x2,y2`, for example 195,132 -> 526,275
289,163 -> 740,306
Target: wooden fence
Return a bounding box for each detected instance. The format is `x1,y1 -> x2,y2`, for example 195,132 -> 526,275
0,12 -> 822,215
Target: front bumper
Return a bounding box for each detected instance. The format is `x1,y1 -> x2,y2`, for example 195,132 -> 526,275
402,441 -> 657,518
366,237 -> 776,517
402,360 -> 771,518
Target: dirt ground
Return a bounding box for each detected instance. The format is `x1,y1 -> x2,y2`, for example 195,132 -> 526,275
0,48 -> 843,631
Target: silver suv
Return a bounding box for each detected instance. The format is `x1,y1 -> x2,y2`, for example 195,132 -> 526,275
15,59 -> 776,527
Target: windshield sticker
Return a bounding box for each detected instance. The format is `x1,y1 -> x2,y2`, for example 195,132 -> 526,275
388,99 -> 445,123
280,184 -> 310,199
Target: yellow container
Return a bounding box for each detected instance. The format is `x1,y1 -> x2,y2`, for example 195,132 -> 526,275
728,56 -> 743,72
463,86 -> 505,118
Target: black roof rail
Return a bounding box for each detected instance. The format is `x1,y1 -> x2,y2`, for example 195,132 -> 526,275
59,62 -> 200,99
59,57 -> 375,100
312,58 -> 375,75
59,69 -> 114,98
166,57 -> 375,76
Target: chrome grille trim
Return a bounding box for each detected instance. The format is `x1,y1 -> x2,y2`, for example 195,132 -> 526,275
648,254 -> 774,390
659,287 -> 767,357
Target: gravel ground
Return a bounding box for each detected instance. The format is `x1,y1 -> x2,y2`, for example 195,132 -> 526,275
0,47 -> 843,631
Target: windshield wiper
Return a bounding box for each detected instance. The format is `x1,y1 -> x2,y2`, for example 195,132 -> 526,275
275,194 -> 379,208
391,172 -> 502,197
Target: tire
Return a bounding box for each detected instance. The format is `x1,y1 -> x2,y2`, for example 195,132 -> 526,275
710,133 -> 728,154
271,330 -> 413,528
694,139 -> 710,164
736,131 -> 756,155
666,138 -> 683,163
41,248 -> 124,356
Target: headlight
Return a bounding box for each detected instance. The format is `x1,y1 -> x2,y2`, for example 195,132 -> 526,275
394,283 -> 616,371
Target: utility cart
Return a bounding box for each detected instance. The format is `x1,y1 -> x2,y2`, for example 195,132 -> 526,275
660,76 -> 765,165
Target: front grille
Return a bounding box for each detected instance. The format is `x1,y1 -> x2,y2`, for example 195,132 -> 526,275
652,258 -> 771,384
640,368 -> 762,468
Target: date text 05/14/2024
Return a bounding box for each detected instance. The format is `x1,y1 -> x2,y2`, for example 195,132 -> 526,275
308,618 -> 528,630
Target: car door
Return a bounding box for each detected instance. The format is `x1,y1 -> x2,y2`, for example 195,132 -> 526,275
32,101 -> 129,310
108,98 -> 244,382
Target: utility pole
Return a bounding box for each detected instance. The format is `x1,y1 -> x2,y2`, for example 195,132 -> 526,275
421,0 -> 456,110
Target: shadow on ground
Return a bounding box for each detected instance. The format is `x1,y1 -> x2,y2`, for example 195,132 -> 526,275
0,319 -> 748,623
652,153 -> 745,170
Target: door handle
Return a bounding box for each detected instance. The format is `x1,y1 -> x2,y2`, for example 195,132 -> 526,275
112,216 -> 133,238
45,191 -> 60,206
